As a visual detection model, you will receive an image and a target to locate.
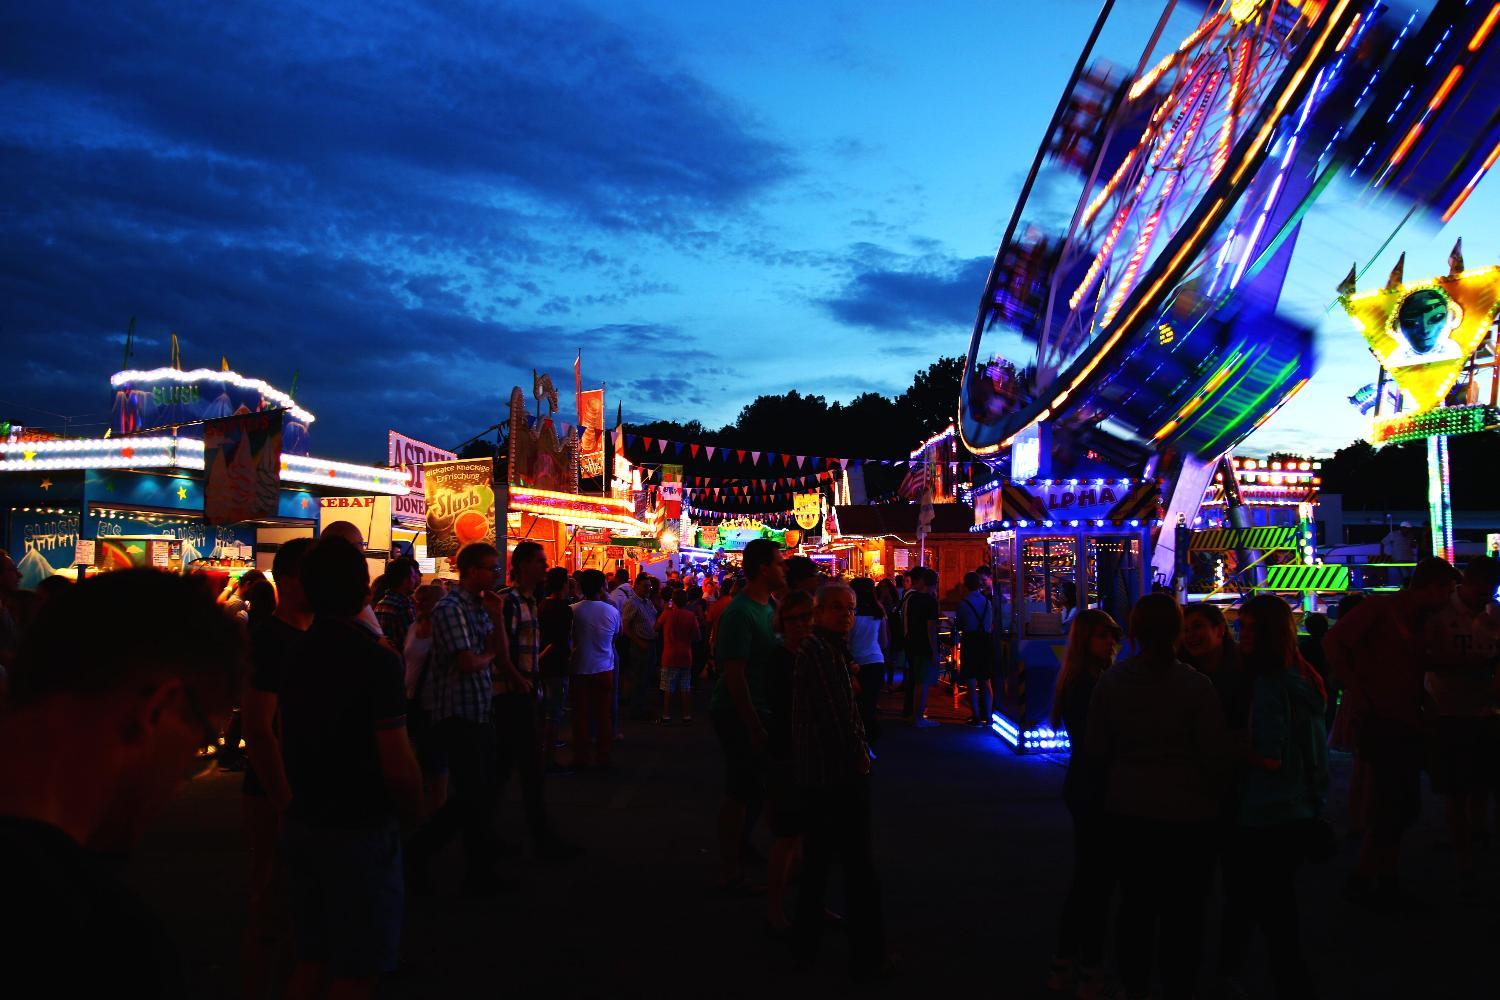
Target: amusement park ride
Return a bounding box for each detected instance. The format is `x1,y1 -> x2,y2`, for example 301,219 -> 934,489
957,0 -> 1500,750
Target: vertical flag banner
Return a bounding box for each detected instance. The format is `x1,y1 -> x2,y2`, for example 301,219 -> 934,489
424,458 -> 497,558
578,389 -> 605,479
203,410 -> 282,525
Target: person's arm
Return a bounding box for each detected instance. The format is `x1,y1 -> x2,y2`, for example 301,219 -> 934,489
370,653 -> 423,825
243,688 -> 291,811
925,602 -> 939,660
716,607 -> 766,748
878,615 -> 889,651
1246,679 -> 1287,773
433,602 -> 493,675
488,592 -> 532,692
1323,599 -> 1376,688
1084,678 -> 1111,762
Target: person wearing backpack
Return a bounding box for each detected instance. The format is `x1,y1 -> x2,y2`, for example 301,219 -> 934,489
1217,594 -> 1329,1000
956,573 -> 996,726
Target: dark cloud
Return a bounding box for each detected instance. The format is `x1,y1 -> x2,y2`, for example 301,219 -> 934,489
820,243 -> 991,333
0,1 -> 791,456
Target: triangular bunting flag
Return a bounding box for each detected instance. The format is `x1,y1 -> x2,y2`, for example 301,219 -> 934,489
781,454 -> 793,467
706,446 -> 716,460
736,450 -> 747,463
796,455 -> 806,469
656,439 -> 669,454
642,437 -> 653,450
672,440 -> 684,455
812,457 -> 823,469
690,444 -> 701,458
750,451 -> 761,465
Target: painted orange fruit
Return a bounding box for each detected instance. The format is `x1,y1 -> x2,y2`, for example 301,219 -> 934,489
454,510 -> 489,546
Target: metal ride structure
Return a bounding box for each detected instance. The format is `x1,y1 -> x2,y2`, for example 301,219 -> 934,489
958,0 -> 1500,750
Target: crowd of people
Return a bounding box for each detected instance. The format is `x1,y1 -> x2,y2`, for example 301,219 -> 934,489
0,535 -> 1496,998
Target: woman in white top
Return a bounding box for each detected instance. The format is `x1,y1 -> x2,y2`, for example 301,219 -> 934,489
570,569 -> 621,768
848,578 -> 888,747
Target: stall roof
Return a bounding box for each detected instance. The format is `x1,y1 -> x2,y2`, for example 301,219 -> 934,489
833,503 -> 974,543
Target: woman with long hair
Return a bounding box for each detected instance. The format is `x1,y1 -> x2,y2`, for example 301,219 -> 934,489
1217,594 -> 1328,999
764,590 -> 816,934
875,578 -> 903,692
848,578 -> 887,747
1045,609 -> 1122,998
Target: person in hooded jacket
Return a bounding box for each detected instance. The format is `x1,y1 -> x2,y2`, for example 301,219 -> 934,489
1217,594 -> 1328,1000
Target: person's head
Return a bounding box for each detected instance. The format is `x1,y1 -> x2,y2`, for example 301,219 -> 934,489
1129,592 -> 1183,656
612,567 -> 631,589
414,583 -> 442,617
1057,580 -> 1078,610
382,556 -> 421,598
1181,602 -> 1230,661
34,574 -> 73,609
301,537 -> 370,619
775,590 -> 816,648
0,551 -> 20,594
894,573 -> 908,590
320,520 -> 366,550
509,541 -> 548,590
544,566 -> 569,597
1333,590 -> 1366,622
245,578 -> 277,628
1458,555 -> 1500,611
687,585 -> 703,604
813,581 -> 857,636
1405,557 -> 1461,612
784,555 -> 819,595
910,567 -> 935,592
741,538 -> 785,593
456,541 -> 502,595
4,569 -> 245,850
633,572 -> 653,598
1303,612 -> 1329,640
270,537 -> 315,614
576,568 -> 606,600
850,576 -> 880,616
975,565 -> 994,590
1052,609 -> 1121,727
963,571 -> 982,593
236,569 -> 267,598
1236,594 -> 1301,671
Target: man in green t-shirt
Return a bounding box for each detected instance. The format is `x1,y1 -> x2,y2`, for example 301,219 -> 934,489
710,537 -> 785,890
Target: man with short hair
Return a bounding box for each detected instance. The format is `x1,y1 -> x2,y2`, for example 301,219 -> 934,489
278,537 -> 422,999
956,571 -> 996,726
494,541 -> 579,863
1327,556 -> 1461,906
406,541 -> 510,894
711,538 -> 785,890
784,555 -> 821,598
241,536 -> 315,999
620,573 -> 660,719
901,568 -> 941,727
0,570 -> 244,996
569,570 -> 620,768
791,581 -> 894,981
374,556 -> 421,651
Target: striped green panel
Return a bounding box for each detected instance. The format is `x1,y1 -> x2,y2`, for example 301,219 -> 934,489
1263,563 -> 1349,592
1188,526 -> 1297,551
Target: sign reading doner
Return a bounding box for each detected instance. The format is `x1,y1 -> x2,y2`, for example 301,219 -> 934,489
389,431 -> 458,526
424,459 -> 496,558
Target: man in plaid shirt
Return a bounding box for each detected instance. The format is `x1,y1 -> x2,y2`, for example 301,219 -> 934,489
406,542 -> 513,894
373,556 -> 420,650
493,541 -> 580,863
791,581 -> 893,980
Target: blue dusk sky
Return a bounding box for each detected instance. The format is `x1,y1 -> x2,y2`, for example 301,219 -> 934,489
2,1 -> 1493,462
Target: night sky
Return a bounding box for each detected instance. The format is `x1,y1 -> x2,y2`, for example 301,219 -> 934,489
3,1 -> 1494,463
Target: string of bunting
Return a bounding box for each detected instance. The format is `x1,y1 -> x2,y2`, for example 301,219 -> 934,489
614,430 -> 981,474
686,482 -> 832,500
686,506 -> 798,525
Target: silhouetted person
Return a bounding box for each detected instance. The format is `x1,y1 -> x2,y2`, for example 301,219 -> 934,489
1087,593 -> 1227,1000
0,570 -> 244,997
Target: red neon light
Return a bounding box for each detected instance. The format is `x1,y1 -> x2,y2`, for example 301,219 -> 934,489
1441,137 -> 1500,221
1471,3 -> 1499,51
1429,65 -> 1463,110
1390,122 -> 1423,165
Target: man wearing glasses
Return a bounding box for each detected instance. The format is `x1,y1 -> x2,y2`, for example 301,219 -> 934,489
406,541 -> 513,894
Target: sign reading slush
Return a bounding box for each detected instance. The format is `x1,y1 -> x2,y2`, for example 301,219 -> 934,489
424,458 -> 497,557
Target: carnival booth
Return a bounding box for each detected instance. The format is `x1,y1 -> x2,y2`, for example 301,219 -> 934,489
3,367 -> 408,590
501,376 -> 651,573
972,476 -> 1159,752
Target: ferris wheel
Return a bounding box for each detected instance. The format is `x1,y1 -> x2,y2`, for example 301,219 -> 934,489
960,0 -> 1364,457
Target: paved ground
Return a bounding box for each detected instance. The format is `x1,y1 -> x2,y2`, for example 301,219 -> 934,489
127,683 -> 1495,999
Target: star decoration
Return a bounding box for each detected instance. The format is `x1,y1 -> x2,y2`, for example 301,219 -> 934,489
22,450 -> 36,462
177,486 -> 189,500
39,478 -> 53,491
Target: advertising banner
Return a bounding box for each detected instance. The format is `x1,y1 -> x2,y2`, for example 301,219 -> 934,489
318,496 -> 393,552
424,458 -> 497,557
203,410 -> 283,526
388,431 -> 457,526
111,372 -> 310,454
578,389 -> 605,479
794,492 -> 821,530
